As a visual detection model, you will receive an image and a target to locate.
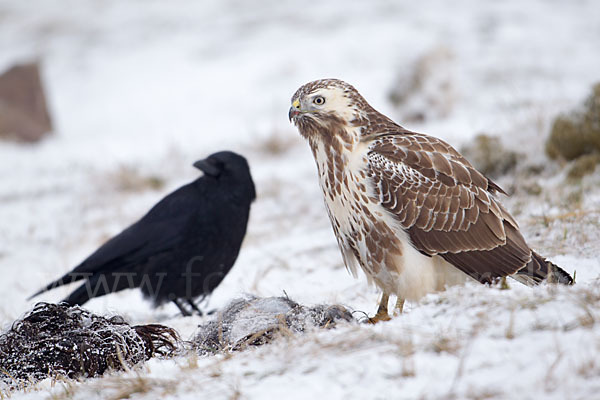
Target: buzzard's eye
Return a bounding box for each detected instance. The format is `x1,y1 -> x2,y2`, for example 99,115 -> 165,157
313,96 -> 325,105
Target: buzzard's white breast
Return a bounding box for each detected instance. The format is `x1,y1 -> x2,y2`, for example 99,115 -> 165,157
313,131 -> 471,300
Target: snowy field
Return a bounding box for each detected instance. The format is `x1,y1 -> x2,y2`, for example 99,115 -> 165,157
1,0 -> 600,399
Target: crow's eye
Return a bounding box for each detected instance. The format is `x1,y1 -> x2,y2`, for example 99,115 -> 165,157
313,96 -> 325,105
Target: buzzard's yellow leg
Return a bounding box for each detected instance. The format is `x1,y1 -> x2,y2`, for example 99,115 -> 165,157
369,293 -> 391,324
394,298 -> 405,316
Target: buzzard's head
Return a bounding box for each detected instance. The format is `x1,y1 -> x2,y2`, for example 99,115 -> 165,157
289,79 -> 371,144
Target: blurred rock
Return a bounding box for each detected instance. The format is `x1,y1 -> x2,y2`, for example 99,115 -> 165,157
194,296 -> 354,354
546,83 -> 600,163
460,134 -> 519,179
0,62 -> 53,142
388,46 -> 456,123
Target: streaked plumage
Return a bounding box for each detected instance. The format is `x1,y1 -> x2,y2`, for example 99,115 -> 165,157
289,78 -> 572,321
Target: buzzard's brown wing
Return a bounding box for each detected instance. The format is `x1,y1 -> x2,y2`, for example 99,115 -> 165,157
366,132 -> 532,283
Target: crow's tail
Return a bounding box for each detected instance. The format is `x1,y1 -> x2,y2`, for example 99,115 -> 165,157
28,272 -> 88,300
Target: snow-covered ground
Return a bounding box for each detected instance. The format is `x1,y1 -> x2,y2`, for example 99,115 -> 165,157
1,0 -> 600,398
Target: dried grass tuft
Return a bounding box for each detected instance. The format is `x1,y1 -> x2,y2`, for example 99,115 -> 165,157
108,166 -> 165,192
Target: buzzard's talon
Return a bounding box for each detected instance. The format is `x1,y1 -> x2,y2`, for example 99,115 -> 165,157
367,292 -> 392,323
368,310 -> 392,324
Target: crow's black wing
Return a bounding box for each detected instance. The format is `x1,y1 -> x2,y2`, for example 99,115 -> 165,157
30,181 -> 207,298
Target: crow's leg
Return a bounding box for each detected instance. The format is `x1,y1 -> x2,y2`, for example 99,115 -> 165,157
187,299 -> 204,316
172,299 -> 192,317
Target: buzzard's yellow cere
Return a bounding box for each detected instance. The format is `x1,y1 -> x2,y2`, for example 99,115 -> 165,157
289,78 -> 572,322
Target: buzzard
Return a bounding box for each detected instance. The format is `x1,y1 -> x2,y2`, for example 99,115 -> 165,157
289,79 -> 572,322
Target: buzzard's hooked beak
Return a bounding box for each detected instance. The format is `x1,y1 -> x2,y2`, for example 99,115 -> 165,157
288,99 -> 301,122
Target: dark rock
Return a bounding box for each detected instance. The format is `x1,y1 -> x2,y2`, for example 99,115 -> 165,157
0,62 -> 53,142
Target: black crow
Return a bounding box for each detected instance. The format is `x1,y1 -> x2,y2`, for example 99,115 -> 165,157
29,151 -> 255,316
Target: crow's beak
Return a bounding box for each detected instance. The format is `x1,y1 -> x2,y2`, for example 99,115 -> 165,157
193,158 -> 220,177
288,99 -> 301,122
